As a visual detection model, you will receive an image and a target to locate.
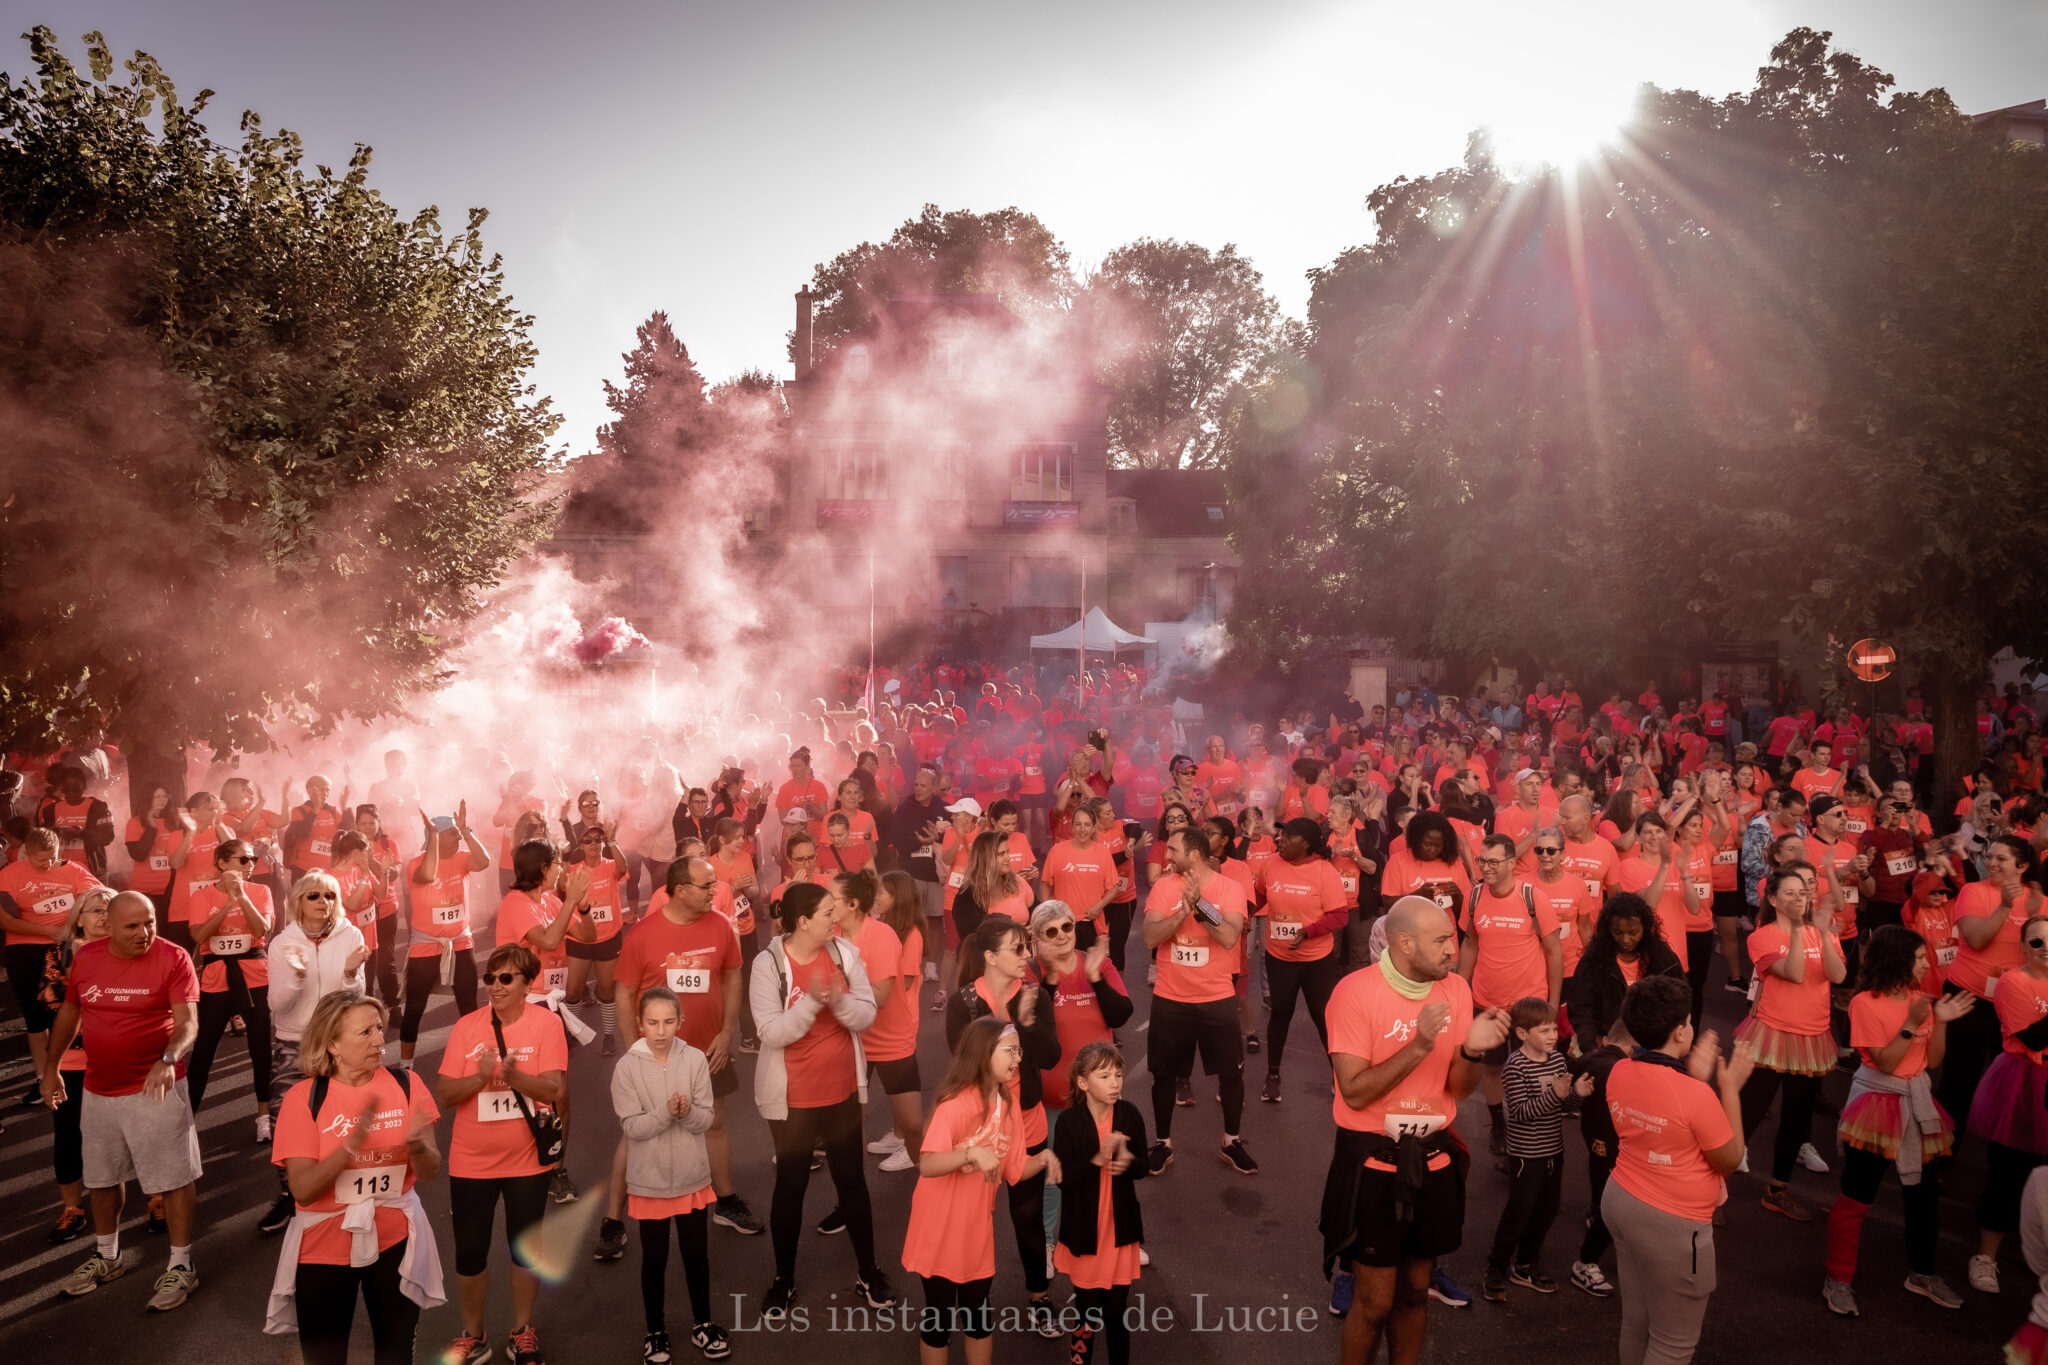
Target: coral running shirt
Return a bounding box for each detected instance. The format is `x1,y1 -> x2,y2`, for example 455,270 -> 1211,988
405,856 -> 473,959
65,937 -> 200,1097
614,909 -> 742,1053
1255,857 -> 1345,964
1044,841 -> 1121,928
0,859 -> 102,947
1458,882 -> 1559,1010
273,1067 -> 440,1264
1144,871 -> 1246,1004
901,1087 -> 1024,1283
1748,924 -> 1837,1036
1997,971 -> 2048,1063
437,1004 -> 568,1178
781,946 -> 857,1108
1848,991 -> 1931,1077
841,916 -> 915,1063
497,890 -> 570,994
1607,1057 -> 1730,1223
1531,875 -> 1598,975
1326,966 -> 1473,1135
185,882 -> 274,991
1948,882 -> 2027,1000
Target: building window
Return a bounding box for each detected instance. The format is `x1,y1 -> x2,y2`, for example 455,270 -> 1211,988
1205,505 -> 1224,522
939,555 -> 969,610
1010,555 -> 1076,608
932,442 -> 970,500
822,443 -> 888,501
1107,498 -> 1136,533
1010,444 -> 1074,502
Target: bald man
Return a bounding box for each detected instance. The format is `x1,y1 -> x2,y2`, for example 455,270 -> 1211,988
1556,795 -> 1623,904
1324,895 -> 1508,1364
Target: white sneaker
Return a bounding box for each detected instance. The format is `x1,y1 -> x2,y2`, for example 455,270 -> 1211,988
867,1132 -> 906,1155
1970,1254 -> 2001,1294
1138,1247 -> 1151,1267
254,1114 -> 272,1144
923,962 -> 937,982
1737,1154 -> 1749,1174
878,1148 -> 916,1172
1797,1143 -> 1829,1174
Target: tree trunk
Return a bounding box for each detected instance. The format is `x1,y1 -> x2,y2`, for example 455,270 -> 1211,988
1922,655 -> 1984,834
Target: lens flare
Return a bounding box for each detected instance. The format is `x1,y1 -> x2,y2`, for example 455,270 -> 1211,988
513,1178 -> 608,1284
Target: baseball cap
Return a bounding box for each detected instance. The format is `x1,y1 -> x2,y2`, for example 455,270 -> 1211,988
1514,767 -> 1540,784
946,797 -> 983,817
1911,871 -> 1951,901
1808,795 -> 1842,819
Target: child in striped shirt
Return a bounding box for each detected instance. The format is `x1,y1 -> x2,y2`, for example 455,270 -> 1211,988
1484,997 -> 1593,1301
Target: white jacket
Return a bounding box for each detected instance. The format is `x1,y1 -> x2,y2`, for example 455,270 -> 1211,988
749,934 -> 874,1120
266,919 -> 368,1041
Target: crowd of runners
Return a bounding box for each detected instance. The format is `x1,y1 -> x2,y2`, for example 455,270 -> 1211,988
6,662 -> 2048,1365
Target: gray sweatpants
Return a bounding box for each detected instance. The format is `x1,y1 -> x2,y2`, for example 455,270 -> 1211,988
1603,1179 -> 1716,1365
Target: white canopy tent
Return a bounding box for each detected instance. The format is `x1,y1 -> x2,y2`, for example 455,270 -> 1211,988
1028,607 -> 1156,653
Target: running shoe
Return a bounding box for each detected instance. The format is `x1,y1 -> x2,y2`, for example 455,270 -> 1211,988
1328,1269 -> 1354,1317
1969,1254 -> 2001,1294
549,1169 -> 579,1204
47,1206 -> 89,1243
1761,1185 -> 1813,1222
229,1015 -> 246,1036
879,1147 -> 916,1173
507,1323 -> 544,1365
712,1197 -> 764,1235
923,961 -> 938,982
867,1132 -> 906,1155
146,1261 -> 199,1311
1219,1138 -> 1258,1175
856,1270 -> 899,1308
1489,1125 -> 1508,1156
602,1033 -> 619,1057
1029,1299 -> 1061,1338
1904,1273 -> 1964,1309
1508,1264 -> 1556,1293
1427,1263 -> 1472,1308
1175,1078 -> 1195,1107
689,1324 -> 732,1359
258,1192 -> 295,1235
62,1251 -> 126,1296
1138,1248 -> 1150,1267
1822,1278 -> 1859,1317
1723,979 -> 1749,995
1245,1032 -> 1261,1055
642,1331 -> 673,1365
595,1217 -> 629,1261
761,1277 -> 796,1322
1261,1071 -> 1283,1104
1146,1142 -> 1174,1175
1797,1142 -> 1829,1174
446,1332 -> 493,1365
1481,1268 -> 1508,1302
254,1113 -> 273,1144
1570,1261 -> 1614,1297
146,1193 -> 167,1234
816,1207 -> 846,1236
931,991 -> 948,1012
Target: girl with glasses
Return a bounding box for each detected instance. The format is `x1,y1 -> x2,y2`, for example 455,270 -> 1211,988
184,839 -> 276,1133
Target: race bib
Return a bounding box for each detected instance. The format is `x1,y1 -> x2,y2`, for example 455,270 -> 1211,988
1842,887 -> 1859,904
310,839 -> 332,857
1169,941 -> 1209,968
948,871 -> 966,889
33,892 -> 76,917
477,1090 -> 523,1122
334,1164 -> 404,1204
541,966 -> 568,993
1557,921 -> 1573,940
1844,820 -> 1867,834
1713,849 -> 1738,866
1986,973 -> 2005,1000
1268,920 -> 1304,945
667,966 -> 711,994
149,854 -> 172,873
1690,881 -> 1712,902
187,878 -> 217,897
1935,944 -> 1958,966
355,905 -> 378,928
209,934 -> 251,955
1583,877 -> 1603,898
1382,1110 -> 1448,1139
1025,766 -> 1041,777
1886,854 -> 1915,877
431,904 -> 464,926
1340,875 -> 1359,895
1433,890 -> 1455,910
1217,800 -> 1241,816
588,902 -> 614,925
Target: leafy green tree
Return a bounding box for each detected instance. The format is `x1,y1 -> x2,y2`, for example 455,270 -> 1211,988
1082,238 -> 1282,469
0,28 -> 559,767
791,203 -> 1073,361
1225,28 -> 2048,801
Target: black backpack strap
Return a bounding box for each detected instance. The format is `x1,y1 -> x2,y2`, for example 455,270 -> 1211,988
311,1071 -> 331,1119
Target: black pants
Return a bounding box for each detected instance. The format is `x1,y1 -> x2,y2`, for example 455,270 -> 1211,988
1978,1141 -> 2045,1235
918,1274 -> 992,1346
1862,899 -> 1904,934
1074,1283 -> 1132,1365
1489,1152 -> 1563,1272
1578,1145 -> 1614,1263
1147,996 -> 1244,1141
371,914 -> 400,1007
400,951 -> 478,1044
1684,931 -> 1716,1027
1266,952 -> 1342,1070
639,1209 -> 711,1331
1007,1138 -> 1051,1294
1838,1145 -> 1939,1274
53,1066 -> 83,1185
1738,1066 -> 1823,1184
767,1097 -> 876,1280
189,973 -> 272,1115
146,891 -> 181,951
737,928 -> 760,1046
1937,992 -> 2001,1140
450,1172 -> 552,1276
295,1239 -> 420,1365
1105,901 -> 1136,976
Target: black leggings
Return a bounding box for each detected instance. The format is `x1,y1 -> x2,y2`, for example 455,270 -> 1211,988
295,1239 -> 419,1365
1008,1137 -> 1050,1295
1105,901 -> 1136,976
918,1275 -> 992,1346
1738,1065 -> 1824,1184
1937,994 -> 2001,1141
1073,1283 -> 1132,1365
1978,1141 -> 2046,1235
1684,931 -> 1716,1027
53,1066 -> 83,1185
370,915 -> 400,1008
1837,1145 -> 1939,1275
1489,1152 -> 1563,1271
1265,952 -> 1342,1071
639,1210 -> 711,1332
449,1172 -> 552,1277
1578,1146 -> 1614,1263
767,1098 -> 876,1280
400,951 -> 478,1045
188,974 -> 272,1115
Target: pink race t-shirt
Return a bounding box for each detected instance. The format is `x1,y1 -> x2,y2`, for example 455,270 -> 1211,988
1607,1056 -> 1732,1223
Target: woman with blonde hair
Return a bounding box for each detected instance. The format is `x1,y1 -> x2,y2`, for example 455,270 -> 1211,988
41,887 -> 116,1243
951,831 -> 1033,947
265,988 -> 444,1364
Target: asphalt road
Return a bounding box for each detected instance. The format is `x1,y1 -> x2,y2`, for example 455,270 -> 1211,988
0,952 -> 2032,1362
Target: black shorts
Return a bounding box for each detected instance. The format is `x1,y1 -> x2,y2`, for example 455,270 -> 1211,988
449,1171 -> 552,1277
567,934 -> 623,962
1470,1034 -> 1512,1067
1146,996 -> 1243,1079
1343,1142 -> 1468,1267
710,1057 -> 741,1099
869,1053 -> 921,1096
1711,889 -> 1744,921
4,944 -> 58,1033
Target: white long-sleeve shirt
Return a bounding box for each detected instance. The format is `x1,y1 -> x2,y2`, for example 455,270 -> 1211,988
265,919 -> 368,1041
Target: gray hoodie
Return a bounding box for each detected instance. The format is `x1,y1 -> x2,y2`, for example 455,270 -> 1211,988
610,1037 -> 716,1198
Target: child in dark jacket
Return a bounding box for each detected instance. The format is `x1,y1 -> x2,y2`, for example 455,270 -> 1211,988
1567,1018 -> 1633,1298
1053,1041 -> 1149,1365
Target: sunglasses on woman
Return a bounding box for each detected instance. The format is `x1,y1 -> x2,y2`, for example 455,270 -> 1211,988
1533,846 -> 1564,856
1040,922 -> 1074,938
483,971 -> 528,986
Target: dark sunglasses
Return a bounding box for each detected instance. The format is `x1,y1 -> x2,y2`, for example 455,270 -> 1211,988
1039,922 -> 1075,938
303,891 -> 337,901
224,855 -> 256,865
1533,846 -> 1564,856
483,971 -> 527,986
2029,937 -> 2048,951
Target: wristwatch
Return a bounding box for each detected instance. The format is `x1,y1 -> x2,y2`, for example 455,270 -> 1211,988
1459,1045 -> 1486,1062
157,1052 -> 178,1065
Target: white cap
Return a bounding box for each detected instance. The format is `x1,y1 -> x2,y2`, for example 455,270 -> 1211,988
945,797 -> 983,816
1514,767 -> 1540,784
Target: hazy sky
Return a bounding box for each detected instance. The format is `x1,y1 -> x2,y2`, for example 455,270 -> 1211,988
6,1 -> 2044,453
